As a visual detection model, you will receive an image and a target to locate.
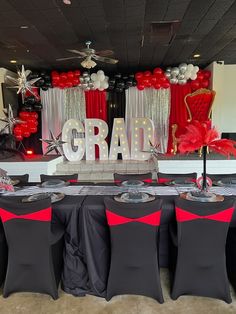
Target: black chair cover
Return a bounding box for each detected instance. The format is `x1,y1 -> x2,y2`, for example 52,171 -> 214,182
104,197 -> 164,303
113,172 -> 153,184
9,174 -> 29,184
0,196 -> 64,299
170,197 -> 235,303
40,174 -> 78,183
226,226 -> 236,293
157,172 -> 197,184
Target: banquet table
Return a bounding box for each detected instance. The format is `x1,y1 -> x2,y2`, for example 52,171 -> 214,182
3,184 -> 236,298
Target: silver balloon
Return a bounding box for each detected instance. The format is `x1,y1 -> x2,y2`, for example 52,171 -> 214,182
81,82 -> 88,89
171,67 -> 179,77
84,76 -> 90,83
80,77 -> 84,83
83,71 -> 89,77
179,63 -> 188,74
178,79 -> 187,85
165,71 -> 171,78
84,86 -> 90,91
170,78 -> 178,84
177,74 -> 185,80
166,67 -> 172,73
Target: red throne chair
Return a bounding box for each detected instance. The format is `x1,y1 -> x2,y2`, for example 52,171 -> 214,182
172,88 -> 216,154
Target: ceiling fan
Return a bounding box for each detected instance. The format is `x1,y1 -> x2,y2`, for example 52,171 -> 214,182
56,41 -> 118,69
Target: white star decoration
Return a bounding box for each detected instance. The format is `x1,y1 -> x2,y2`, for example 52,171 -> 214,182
6,65 -> 41,103
0,104 -> 25,134
40,131 -> 67,155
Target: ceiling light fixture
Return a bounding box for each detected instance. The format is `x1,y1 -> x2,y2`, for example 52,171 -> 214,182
63,0 -> 71,4
81,57 -> 97,69
10,60 -> 17,64
193,54 -> 201,58
20,25 -> 28,29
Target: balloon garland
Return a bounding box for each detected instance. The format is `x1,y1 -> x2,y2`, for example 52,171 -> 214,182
13,111 -> 39,142
164,63 -> 199,85
90,70 -> 109,91
135,68 -> 170,90
51,70 -> 81,89
108,74 -> 136,92
28,71 -> 52,91
190,69 -> 211,91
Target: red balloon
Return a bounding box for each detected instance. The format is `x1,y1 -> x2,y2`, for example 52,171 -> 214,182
159,76 -> 168,83
21,122 -> 28,130
29,112 -> 38,119
191,79 -> 200,91
154,83 -> 161,89
27,118 -> 37,124
203,70 -> 211,79
58,82 -> 65,89
162,82 -> 170,89
15,135 -> 23,141
60,73 -> 67,81
72,78 -> 79,86
197,73 -> 204,81
30,126 -> 37,133
23,130 -> 31,138
153,67 -> 163,76
143,71 -> 152,77
67,71 -> 74,80
19,111 -> 30,120
74,70 -> 81,77
201,79 -> 209,88
13,127 -> 22,136
51,73 -> 60,81
135,72 -> 143,80
137,84 -> 145,91
151,76 -> 157,85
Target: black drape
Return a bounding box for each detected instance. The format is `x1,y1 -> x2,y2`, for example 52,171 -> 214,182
107,91 -> 126,141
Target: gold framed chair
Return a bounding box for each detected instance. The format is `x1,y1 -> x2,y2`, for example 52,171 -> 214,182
172,88 -> 216,154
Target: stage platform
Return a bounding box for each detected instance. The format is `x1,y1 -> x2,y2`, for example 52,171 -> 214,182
55,154 -> 236,181
1,153 -> 236,182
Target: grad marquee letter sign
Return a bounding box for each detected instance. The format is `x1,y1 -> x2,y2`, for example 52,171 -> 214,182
62,118 -> 155,162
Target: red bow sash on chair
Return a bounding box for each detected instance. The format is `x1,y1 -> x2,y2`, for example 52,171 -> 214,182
176,207 -> 234,223
0,207 -> 52,223
106,210 -> 161,226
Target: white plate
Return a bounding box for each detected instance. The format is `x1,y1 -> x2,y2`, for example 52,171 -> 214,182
121,180 -> 145,187
22,192 -> 65,203
114,192 -> 155,203
41,179 -> 68,188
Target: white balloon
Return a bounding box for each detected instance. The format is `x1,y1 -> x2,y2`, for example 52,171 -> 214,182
98,87 -> 104,91
193,66 -> 199,73
97,70 -> 104,76
97,73 -> 105,81
165,71 -> 171,78
190,73 -> 197,80
91,73 -> 97,81
166,67 -> 172,73
102,81 -> 109,89
93,81 -> 100,89
184,71 -> 191,79
179,63 -> 188,74
187,64 -> 194,72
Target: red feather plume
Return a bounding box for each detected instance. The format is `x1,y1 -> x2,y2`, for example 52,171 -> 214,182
178,120 -> 236,158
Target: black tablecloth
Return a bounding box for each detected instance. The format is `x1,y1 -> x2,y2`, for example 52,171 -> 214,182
51,194 -> 236,298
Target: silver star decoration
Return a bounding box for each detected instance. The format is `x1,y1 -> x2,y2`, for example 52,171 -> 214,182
0,104 -> 26,134
40,131 -> 67,155
6,65 -> 41,103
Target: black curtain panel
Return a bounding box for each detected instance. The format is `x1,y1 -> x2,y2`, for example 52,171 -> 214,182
107,91 -> 126,140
